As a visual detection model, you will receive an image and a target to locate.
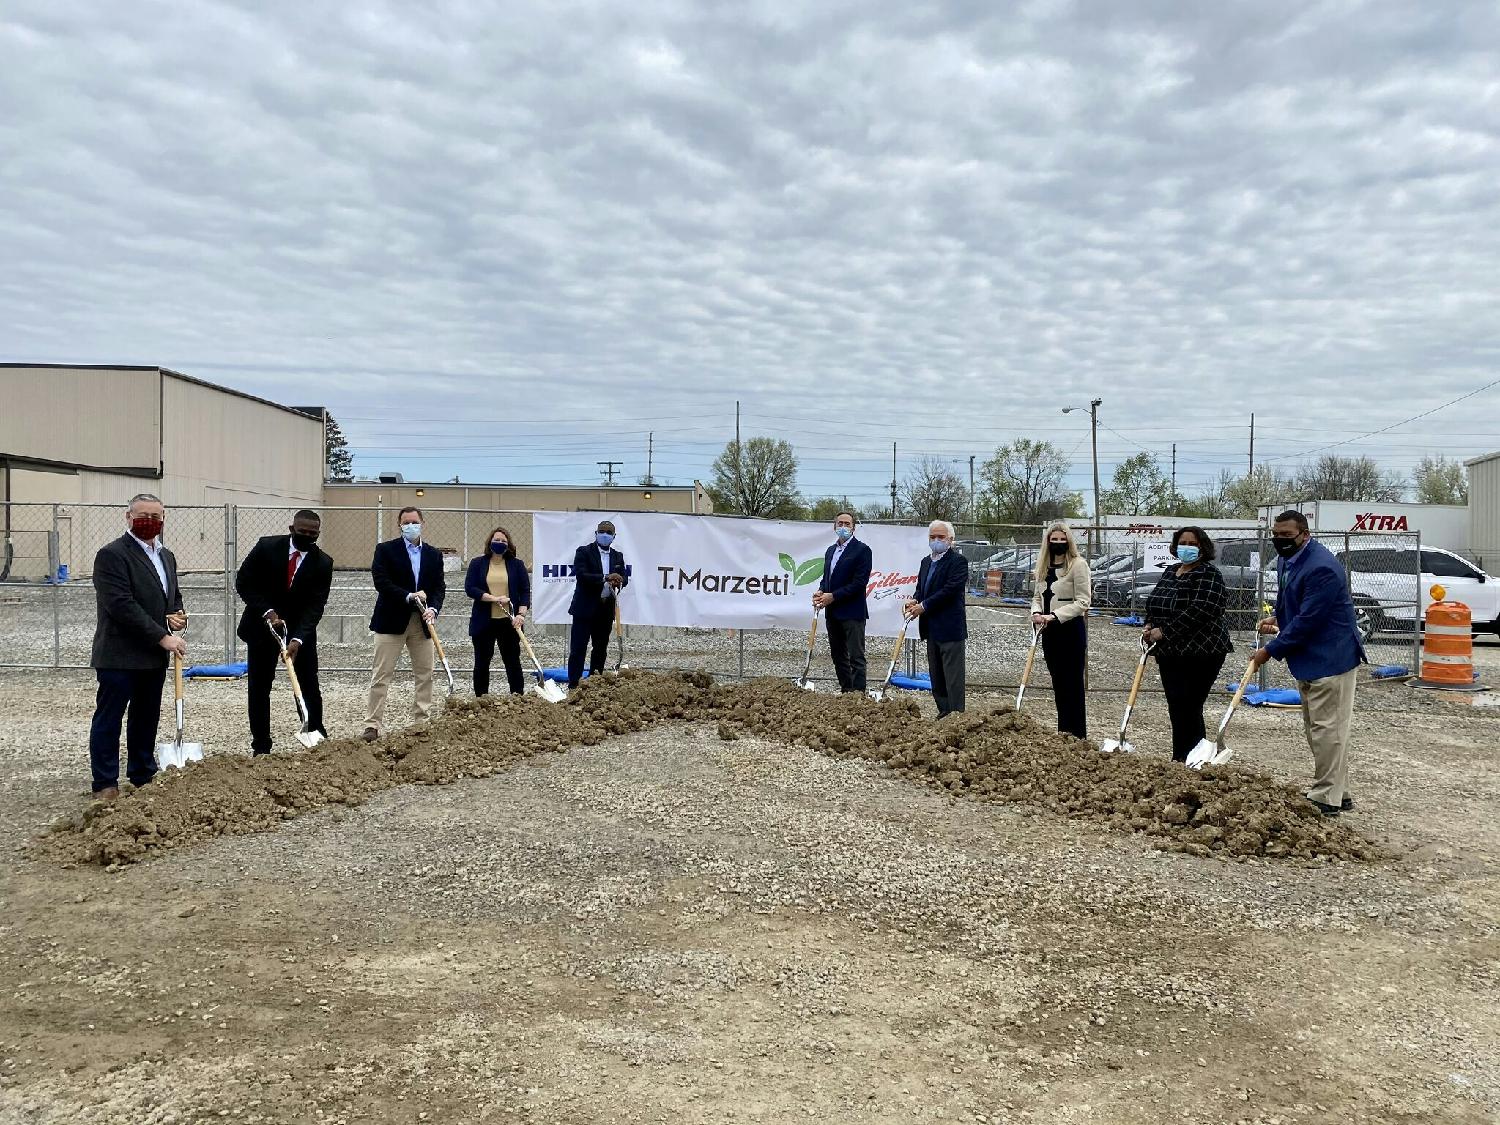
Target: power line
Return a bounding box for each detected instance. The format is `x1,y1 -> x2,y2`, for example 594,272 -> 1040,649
1263,377 -> 1500,462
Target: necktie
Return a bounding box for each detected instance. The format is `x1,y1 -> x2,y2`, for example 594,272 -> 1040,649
287,551 -> 299,588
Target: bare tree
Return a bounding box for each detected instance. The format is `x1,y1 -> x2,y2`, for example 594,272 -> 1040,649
708,437 -> 801,518
901,456 -> 970,526
1294,455 -> 1406,502
1412,455 -> 1469,505
804,495 -> 866,523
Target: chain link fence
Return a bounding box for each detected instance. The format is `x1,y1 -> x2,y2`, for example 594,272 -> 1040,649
0,505 -> 1422,698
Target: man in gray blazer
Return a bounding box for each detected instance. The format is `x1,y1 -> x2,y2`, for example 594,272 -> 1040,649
87,493 -> 187,800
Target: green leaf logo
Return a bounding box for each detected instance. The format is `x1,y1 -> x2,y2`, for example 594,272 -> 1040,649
778,553 -> 796,575
793,557 -> 825,586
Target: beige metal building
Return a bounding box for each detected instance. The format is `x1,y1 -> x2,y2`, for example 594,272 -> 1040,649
316,480 -> 711,568
1,364 -> 325,506
1466,451 -> 1500,570
2,364 -> 325,577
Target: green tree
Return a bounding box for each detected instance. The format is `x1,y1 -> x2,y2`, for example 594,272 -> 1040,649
978,439 -> 1076,524
1100,452 -> 1173,515
804,495 -> 865,523
901,457 -> 970,526
708,437 -> 802,518
325,413 -> 353,482
1412,454 -> 1468,505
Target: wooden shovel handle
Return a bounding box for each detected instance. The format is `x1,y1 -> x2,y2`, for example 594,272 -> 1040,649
615,599 -> 624,638
806,612 -> 820,650
1219,662 -> 1258,733
1019,629 -> 1040,687
173,649 -> 184,702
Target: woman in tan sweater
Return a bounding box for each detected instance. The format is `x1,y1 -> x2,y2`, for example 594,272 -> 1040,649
1030,522 -> 1092,738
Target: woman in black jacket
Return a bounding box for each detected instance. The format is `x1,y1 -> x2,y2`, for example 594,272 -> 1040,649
1144,527 -> 1233,762
464,526 -> 531,696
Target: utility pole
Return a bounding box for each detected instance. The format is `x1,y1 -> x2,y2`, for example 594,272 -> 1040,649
1248,413 -> 1255,478
1090,398 -> 1102,557
646,432 -> 654,485
890,442 -> 898,520
968,454 -> 976,526
1171,443 -> 1177,510
597,461 -> 622,486
734,401 -> 742,512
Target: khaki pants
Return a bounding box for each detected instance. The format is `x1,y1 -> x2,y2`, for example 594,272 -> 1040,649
1298,667 -> 1357,806
364,617 -> 435,734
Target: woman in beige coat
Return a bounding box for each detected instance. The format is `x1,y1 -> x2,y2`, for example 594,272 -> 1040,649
1030,523 -> 1092,737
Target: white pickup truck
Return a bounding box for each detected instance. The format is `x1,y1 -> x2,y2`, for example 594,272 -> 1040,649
1337,544 -> 1500,638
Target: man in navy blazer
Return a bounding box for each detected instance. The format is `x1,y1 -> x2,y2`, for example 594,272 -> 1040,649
813,511 -> 873,692
1251,510 -> 1366,816
906,519 -> 969,717
567,519 -> 629,688
362,506 -> 446,740
87,493 -> 187,800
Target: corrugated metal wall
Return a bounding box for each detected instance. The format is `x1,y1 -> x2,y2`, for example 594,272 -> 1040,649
1468,456 -> 1500,571
0,367 -> 159,470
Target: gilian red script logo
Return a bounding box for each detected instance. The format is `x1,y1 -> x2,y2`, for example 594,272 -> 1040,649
866,569 -> 918,601
1351,513 -> 1410,532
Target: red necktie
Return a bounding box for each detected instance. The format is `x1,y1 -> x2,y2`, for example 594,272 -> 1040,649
287,552 -> 299,588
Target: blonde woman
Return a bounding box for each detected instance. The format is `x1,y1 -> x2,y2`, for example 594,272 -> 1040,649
1029,523 -> 1092,737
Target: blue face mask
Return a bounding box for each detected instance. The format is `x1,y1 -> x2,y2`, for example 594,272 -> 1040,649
1176,544 -> 1201,564
401,523 -> 422,542
491,540 -> 508,554
929,538 -> 949,554
596,532 -> 614,548
835,526 -> 852,542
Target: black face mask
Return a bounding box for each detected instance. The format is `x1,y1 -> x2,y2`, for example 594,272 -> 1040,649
1271,535 -> 1301,558
1048,543 -> 1068,557
290,531 -> 318,552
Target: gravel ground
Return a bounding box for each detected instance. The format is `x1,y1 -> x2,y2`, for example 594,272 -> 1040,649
0,658 -> 1496,1124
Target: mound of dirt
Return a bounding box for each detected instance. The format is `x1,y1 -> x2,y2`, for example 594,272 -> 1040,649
43,671 -> 1378,866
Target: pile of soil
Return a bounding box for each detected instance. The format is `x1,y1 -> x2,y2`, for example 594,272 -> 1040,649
44,671 -> 1377,866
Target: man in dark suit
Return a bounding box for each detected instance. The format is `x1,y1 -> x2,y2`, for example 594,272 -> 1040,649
813,511 -> 873,692
87,493 -> 187,800
362,506 -> 446,740
236,509 -> 334,754
567,519 -> 629,688
906,519 -> 969,717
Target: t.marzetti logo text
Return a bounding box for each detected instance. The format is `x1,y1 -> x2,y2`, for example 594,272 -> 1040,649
658,567 -> 790,595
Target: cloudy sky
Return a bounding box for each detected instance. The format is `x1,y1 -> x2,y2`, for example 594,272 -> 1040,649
3,0 -> 1498,509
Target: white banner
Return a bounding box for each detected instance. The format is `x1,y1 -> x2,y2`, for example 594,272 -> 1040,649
531,512 -> 931,636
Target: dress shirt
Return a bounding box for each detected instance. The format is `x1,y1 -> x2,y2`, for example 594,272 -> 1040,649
129,532 -> 168,592
599,546 -> 616,599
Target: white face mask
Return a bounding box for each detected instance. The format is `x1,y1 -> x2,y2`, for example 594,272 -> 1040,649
401,523 -> 422,542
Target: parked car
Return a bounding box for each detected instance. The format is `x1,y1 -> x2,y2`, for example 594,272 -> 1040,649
1336,544 -> 1500,638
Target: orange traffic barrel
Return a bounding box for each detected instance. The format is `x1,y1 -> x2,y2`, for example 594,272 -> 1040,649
1418,588 -> 1476,688
985,569 -> 1003,596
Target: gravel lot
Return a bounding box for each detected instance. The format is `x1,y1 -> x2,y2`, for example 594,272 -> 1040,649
0,647 -> 1495,1124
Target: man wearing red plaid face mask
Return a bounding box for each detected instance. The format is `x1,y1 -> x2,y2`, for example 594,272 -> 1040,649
86,493 -> 187,801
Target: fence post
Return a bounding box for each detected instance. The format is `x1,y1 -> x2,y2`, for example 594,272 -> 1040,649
224,505 -> 237,663
1413,531 -> 1422,675
1255,522 -> 1270,691
51,503 -> 61,669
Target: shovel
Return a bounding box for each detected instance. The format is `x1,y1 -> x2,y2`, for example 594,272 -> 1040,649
794,608 -> 821,690
1187,661 -> 1256,770
267,620 -> 324,749
868,615 -> 912,702
414,593 -> 456,697
156,644 -> 203,770
508,607 -> 567,702
1100,637 -> 1154,754
1014,626 -> 1042,710
613,599 -> 628,671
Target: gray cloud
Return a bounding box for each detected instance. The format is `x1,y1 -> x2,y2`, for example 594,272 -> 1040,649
2,0 -> 1498,501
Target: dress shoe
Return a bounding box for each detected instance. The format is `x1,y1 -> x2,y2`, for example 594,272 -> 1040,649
360,727 -> 379,743
1340,796 -> 1355,812
93,787 -> 119,803
1306,797 -> 1340,818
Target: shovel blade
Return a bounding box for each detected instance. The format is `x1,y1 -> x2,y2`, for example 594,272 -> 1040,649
531,679 -> 567,703
796,678 -> 817,691
181,743 -> 203,764
295,730 -> 325,749
1185,738 -> 1217,770
867,686 -> 886,701
1099,739 -> 1134,755
155,742 -> 181,769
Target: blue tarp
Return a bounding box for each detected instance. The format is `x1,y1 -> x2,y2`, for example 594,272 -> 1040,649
184,662 -> 249,679
1112,615 -> 1144,626
888,673 -> 932,690
540,667 -> 587,683
1221,681 -> 1302,706
1370,665 -> 1410,680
